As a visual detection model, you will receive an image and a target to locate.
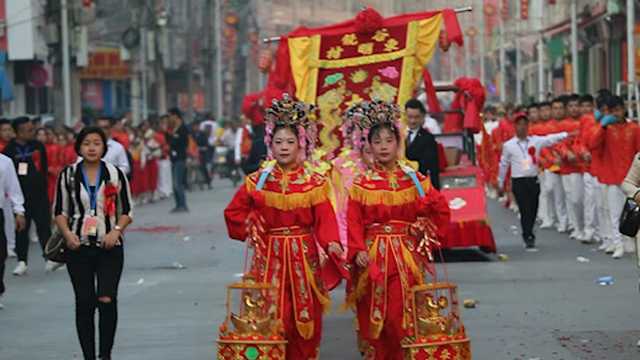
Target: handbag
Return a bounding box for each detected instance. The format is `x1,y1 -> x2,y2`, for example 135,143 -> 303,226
44,228 -> 67,263
619,198 -> 640,237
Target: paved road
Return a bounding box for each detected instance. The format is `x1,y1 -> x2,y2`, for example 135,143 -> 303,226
1,179 -> 639,359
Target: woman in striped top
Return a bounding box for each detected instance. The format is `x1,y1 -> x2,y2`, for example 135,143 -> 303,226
53,126 -> 133,360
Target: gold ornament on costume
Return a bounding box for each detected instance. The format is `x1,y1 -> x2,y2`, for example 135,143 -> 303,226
265,94 -> 317,130
344,99 -> 401,132
410,218 -> 440,262
416,294 -> 451,336
341,33 -> 358,46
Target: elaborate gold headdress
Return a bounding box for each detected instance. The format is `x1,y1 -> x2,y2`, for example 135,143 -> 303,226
264,94 -> 318,159
341,99 -> 402,152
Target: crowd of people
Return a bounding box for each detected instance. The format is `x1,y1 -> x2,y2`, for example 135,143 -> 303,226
480,90 -> 639,259
0,109 -> 259,295
0,108 -> 267,359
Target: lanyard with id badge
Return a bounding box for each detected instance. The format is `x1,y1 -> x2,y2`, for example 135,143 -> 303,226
16,145 -> 32,176
517,140 -> 532,171
81,164 -> 102,243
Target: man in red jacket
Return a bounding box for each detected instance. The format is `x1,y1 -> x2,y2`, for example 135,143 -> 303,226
589,95 -> 640,258
588,91 -> 614,251
544,97 -> 570,232
573,94 -> 600,243
555,95 -> 586,241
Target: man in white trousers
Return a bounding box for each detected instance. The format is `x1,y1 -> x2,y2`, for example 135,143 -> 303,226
156,115 -> 173,199
557,95 -> 586,241
548,98 -> 569,233
588,95 -> 640,259
577,94 -> 600,244
534,102 -> 557,229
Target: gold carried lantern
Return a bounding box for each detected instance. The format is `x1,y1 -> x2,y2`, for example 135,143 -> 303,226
216,276 -> 287,360
402,282 -> 471,360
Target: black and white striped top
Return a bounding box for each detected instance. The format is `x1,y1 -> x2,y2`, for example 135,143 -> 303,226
53,160 -> 133,244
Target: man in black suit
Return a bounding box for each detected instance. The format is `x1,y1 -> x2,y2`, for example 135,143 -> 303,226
404,99 -> 441,189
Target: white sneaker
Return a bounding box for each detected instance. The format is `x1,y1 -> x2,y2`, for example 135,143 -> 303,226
623,238 -> 636,253
582,229 -> 595,242
598,241 -> 610,251
604,243 -> 617,254
12,261 -> 27,276
0,296 -> 4,310
7,248 -> 16,258
569,230 -> 580,239
557,225 -> 569,233
540,222 -> 554,229
45,260 -> 65,273
612,244 -> 625,259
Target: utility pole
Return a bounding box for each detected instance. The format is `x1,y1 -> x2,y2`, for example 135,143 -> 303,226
61,0 -> 72,125
141,27 -> 148,121
515,0 -> 522,104
464,33 -> 471,76
627,0 -> 636,110
205,0 -> 214,113
214,0 -> 223,120
537,0 -> 545,101
570,0 -> 579,93
186,0 -> 194,121
499,6 -> 506,102
479,0 -> 485,85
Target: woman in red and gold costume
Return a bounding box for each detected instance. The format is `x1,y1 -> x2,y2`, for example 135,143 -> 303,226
345,101 -> 451,360
224,95 -> 344,360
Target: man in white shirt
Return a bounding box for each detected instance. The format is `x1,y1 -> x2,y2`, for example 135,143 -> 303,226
96,117 -> 130,174
200,115 -> 219,147
498,114 -> 568,251
0,153 -> 25,307
423,114 -> 441,135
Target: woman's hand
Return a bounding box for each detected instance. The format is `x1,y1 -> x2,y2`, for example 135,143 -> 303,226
355,251 -> 369,268
102,230 -> 121,250
327,242 -> 344,258
64,230 -> 81,251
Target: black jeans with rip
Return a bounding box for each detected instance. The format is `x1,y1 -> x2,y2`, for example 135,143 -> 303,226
66,245 -> 124,360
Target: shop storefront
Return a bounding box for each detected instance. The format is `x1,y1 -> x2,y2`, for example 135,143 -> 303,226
79,48 -> 131,117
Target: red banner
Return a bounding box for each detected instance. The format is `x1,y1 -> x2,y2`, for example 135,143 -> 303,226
79,49 -> 130,80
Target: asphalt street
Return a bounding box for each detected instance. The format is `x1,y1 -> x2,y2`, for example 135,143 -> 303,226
1,179 -> 640,360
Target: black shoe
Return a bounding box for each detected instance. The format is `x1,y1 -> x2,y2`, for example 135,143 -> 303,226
170,207 -> 189,214
524,243 -> 538,252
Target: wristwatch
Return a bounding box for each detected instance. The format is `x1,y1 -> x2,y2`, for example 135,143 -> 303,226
114,225 -> 124,233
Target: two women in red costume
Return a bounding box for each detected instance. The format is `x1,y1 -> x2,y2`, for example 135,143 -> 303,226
224,97 -> 451,359
224,96 -> 344,359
